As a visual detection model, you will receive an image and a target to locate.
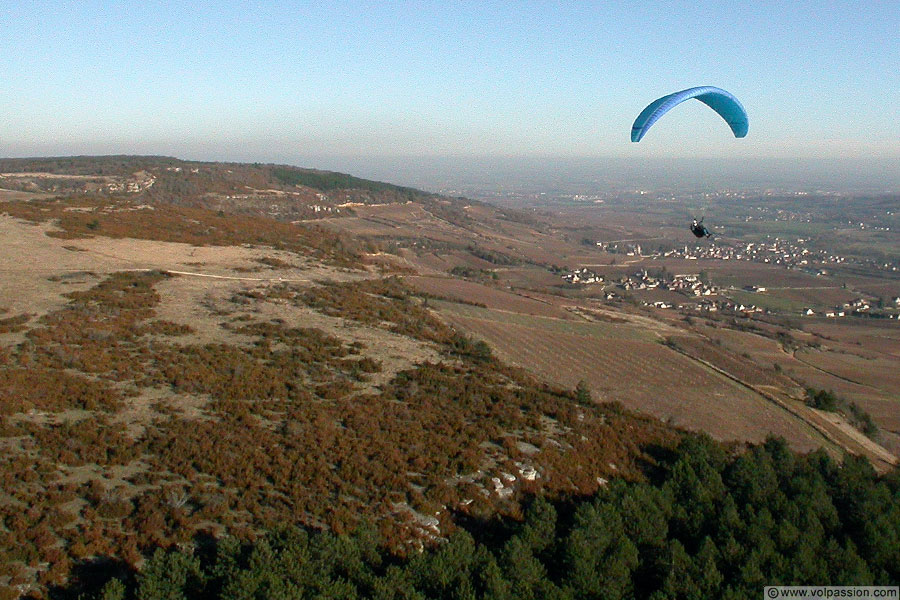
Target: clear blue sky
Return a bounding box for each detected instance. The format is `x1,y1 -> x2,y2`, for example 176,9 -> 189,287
2,1 -> 898,163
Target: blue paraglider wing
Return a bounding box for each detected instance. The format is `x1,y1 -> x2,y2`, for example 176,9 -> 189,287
631,86 -> 748,142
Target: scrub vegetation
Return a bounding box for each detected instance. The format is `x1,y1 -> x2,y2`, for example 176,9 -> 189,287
61,437 -> 900,599
0,198 -> 364,267
0,271 -> 675,598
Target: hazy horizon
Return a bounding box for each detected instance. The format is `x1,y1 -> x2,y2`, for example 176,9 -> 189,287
276,155 -> 900,196
3,153 -> 899,197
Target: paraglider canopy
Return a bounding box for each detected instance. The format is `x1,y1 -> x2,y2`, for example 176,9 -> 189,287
631,86 -> 748,142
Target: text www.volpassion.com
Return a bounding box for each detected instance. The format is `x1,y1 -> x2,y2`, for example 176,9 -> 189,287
766,587 -> 898,599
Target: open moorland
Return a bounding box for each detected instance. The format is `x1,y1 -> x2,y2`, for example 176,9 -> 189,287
0,156 -> 898,597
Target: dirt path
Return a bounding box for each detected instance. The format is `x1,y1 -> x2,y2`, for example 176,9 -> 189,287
154,269 -> 313,283
765,286 -> 844,290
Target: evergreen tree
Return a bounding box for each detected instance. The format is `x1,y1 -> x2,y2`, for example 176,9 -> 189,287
93,578 -> 126,600
501,537 -> 553,600
518,496 -> 557,555
136,548 -> 204,600
565,503 -> 639,599
575,380 -> 592,404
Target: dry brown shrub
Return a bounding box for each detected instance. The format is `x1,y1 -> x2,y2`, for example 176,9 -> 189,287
0,367 -> 122,413
21,418 -> 141,466
0,314 -> 30,333
139,320 -> 195,336
0,586 -> 19,600
268,277 -> 456,344
255,256 -> 293,268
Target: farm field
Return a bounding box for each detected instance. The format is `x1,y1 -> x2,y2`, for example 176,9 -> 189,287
438,305 -> 830,451
630,288 -> 695,305
499,266 -> 570,289
440,251 -> 500,271
666,335 -> 794,388
698,321 -> 897,402
317,202 -> 469,243
696,326 -> 808,381
702,262 -> 830,288
406,276 -> 572,318
316,215 -> 395,237
849,278 -> 900,299
725,289 -> 810,313
795,348 -> 900,394
725,331 -> 900,460
434,301 -> 655,341
791,348 -> 900,440
393,250 -> 456,275
322,194 -> 900,471
805,320 -> 900,358
772,286 -> 859,308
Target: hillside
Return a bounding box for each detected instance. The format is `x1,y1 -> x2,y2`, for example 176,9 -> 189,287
0,156 -> 897,597
0,156 -> 475,226
0,159 -> 672,596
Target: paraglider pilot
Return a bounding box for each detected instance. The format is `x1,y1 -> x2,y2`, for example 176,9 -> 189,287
691,218 -> 712,238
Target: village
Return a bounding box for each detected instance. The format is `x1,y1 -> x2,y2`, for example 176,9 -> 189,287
595,235 -> 898,275
561,266 -> 763,314
560,265 -> 900,319
661,238 -> 898,275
